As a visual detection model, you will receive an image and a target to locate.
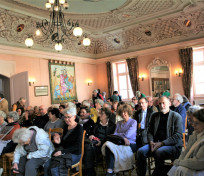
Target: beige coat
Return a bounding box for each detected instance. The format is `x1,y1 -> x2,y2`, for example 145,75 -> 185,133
0,98 -> 8,115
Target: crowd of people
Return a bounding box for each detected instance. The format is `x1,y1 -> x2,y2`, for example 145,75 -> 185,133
0,90 -> 203,176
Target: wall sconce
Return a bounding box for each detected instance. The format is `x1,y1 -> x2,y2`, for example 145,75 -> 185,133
175,70 -> 182,77
139,75 -> 145,81
88,81 -> 93,86
29,78 -> 35,86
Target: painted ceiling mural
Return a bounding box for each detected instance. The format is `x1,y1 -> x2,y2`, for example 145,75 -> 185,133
0,0 -> 203,59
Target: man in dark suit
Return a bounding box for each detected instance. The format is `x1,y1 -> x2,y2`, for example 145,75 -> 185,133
137,96 -> 183,176
134,97 -> 153,149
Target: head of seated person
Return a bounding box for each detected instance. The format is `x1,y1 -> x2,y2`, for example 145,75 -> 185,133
117,104 -> 133,122
48,108 -> 60,122
192,109 -> 204,134
79,106 -> 90,120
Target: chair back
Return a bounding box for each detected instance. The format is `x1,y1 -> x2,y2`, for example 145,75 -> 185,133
80,130 -> 86,162
48,128 -> 64,140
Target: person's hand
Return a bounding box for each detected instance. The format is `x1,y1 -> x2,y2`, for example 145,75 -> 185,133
151,142 -> 164,152
96,140 -> 101,146
53,133 -> 61,144
12,163 -> 19,173
150,141 -> 156,152
89,135 -> 95,141
53,151 -> 62,157
124,138 -> 130,146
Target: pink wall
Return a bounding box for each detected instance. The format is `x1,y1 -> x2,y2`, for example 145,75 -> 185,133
138,49 -> 184,96
0,54 -> 98,107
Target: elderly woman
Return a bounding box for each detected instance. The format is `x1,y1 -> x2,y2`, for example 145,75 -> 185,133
102,104 -> 137,175
50,107 -> 83,176
11,126 -> 54,176
168,109 -> 204,176
44,108 -> 65,133
0,111 -> 20,155
186,105 -> 202,136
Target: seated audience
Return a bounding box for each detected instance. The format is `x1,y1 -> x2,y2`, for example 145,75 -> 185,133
79,106 -> 95,139
58,104 -> 65,119
102,104 -> 137,175
34,106 -> 39,116
0,111 -> 20,155
44,108 -> 65,133
187,105 -> 202,136
102,91 -> 107,102
49,106 -> 83,176
137,96 -> 183,176
110,91 -> 120,102
16,108 -> 23,117
111,101 -> 118,115
85,108 -> 116,176
182,95 -> 192,111
172,93 -> 187,133
11,127 -> 54,176
92,89 -> 103,108
146,96 -> 158,112
12,97 -> 26,113
93,99 -> 104,123
32,105 -> 49,129
0,93 -> 8,115
103,102 -> 116,124
20,106 -> 35,127
136,91 -> 146,98
168,109 -> 204,176
132,96 -> 140,111
0,110 -> 7,130
134,97 -> 153,149
82,100 -> 98,123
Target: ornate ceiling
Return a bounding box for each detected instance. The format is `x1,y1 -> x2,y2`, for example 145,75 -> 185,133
0,0 -> 203,59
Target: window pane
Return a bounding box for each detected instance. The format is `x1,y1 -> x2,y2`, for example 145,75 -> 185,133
118,75 -> 127,89
117,63 -> 126,73
194,66 -> 204,82
120,90 -> 128,99
193,50 -> 203,62
129,89 -> 134,98
195,83 -> 204,95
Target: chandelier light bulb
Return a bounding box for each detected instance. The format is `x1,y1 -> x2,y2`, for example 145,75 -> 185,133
45,2 -> 52,9
55,42 -> 62,51
73,27 -> 83,37
35,29 -> 41,36
82,37 -> 91,46
59,0 -> 65,4
49,0 -> 55,4
25,37 -> 34,48
54,6 -> 59,11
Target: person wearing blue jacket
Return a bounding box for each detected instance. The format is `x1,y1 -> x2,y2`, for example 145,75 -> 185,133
172,93 -> 187,133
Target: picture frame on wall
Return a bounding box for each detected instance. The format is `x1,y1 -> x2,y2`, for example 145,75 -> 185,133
48,62 -> 77,104
34,86 -> 48,97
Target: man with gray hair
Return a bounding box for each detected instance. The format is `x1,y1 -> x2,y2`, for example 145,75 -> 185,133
172,93 -> 186,133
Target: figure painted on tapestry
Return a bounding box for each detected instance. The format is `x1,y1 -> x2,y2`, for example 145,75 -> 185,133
49,62 -> 77,104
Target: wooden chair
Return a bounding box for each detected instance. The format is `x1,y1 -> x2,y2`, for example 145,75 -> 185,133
2,152 -> 14,176
48,128 -> 64,140
68,130 -> 86,176
183,115 -> 188,149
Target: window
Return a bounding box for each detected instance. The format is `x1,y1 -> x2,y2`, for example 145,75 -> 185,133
113,61 -> 133,100
193,47 -> 204,97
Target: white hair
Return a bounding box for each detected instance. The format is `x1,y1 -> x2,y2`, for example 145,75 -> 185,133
12,128 -> 32,143
64,107 -> 77,116
8,111 -> 19,121
82,100 -> 91,108
187,105 -> 202,115
66,102 -> 76,109
175,93 -> 183,103
95,99 -> 104,106
0,110 -> 6,119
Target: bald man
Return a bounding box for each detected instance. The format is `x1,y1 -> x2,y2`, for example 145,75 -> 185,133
32,105 -> 49,129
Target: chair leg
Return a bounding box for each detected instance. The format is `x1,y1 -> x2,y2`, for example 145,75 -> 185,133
2,155 -> 7,176
79,163 -> 82,176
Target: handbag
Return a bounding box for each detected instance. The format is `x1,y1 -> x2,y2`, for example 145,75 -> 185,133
106,134 -> 125,145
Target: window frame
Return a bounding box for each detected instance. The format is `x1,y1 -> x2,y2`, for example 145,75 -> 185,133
193,47 -> 204,97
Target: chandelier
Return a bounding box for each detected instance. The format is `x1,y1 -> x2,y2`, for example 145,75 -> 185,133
25,0 -> 91,51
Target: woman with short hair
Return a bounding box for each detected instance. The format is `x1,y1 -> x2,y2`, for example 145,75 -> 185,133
102,104 -> 137,175
168,108 -> 204,176
11,126 -> 54,176
50,107 -> 83,176
44,108 -> 65,133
